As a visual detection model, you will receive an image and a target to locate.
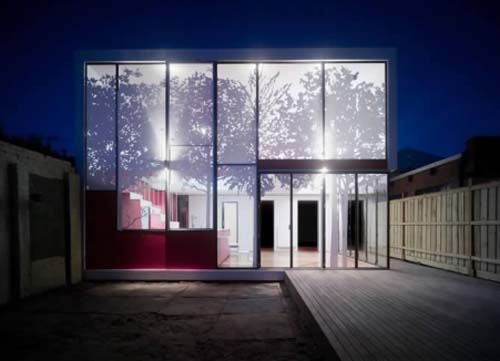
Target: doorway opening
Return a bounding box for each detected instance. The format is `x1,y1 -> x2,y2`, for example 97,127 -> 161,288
260,201 -> 274,249
297,201 -> 318,249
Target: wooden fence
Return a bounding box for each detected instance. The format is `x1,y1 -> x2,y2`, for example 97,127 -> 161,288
390,180 -> 500,282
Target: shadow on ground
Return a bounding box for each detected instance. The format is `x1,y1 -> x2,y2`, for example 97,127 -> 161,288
0,281 -> 326,361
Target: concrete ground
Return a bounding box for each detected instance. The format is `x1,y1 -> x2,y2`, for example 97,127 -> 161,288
0,282 -> 326,361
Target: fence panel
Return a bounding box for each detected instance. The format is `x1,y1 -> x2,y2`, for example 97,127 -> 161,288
390,181 -> 500,282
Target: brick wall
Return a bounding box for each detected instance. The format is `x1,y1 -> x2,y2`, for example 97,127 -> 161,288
390,158 -> 461,199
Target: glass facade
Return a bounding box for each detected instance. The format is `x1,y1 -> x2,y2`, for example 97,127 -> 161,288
217,165 -> 257,267
86,64 -> 116,190
217,64 -> 257,164
85,59 -> 390,268
259,63 -> 322,159
168,64 -> 214,229
325,63 -> 386,159
260,174 -> 292,268
117,64 -> 166,230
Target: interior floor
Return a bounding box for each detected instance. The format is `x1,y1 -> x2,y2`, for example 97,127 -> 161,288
219,248 -> 378,268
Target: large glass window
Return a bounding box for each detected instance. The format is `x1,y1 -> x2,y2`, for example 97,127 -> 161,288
358,174 -> 380,265
260,174 -> 291,268
375,174 -> 388,267
217,64 -> 257,164
325,63 -> 386,159
325,173 -> 388,268
325,174 -> 356,268
259,63 -> 322,159
117,64 -> 166,230
217,166 -> 256,267
292,174 -> 323,268
85,59 -> 390,258
168,64 -> 213,229
86,64 -> 116,190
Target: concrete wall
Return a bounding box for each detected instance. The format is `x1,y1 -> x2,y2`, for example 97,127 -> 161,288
0,141 -> 82,305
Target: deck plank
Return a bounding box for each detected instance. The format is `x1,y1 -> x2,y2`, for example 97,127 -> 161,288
285,260 -> 500,361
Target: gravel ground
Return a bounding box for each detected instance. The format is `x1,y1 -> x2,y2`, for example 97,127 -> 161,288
0,282 -> 326,361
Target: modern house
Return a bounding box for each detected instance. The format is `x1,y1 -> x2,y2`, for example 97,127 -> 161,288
390,136 -> 500,199
78,49 -> 397,278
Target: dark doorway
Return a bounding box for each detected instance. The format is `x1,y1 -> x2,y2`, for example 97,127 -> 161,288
298,201 -> 318,248
347,200 -> 364,251
260,201 -> 274,248
177,195 -> 189,228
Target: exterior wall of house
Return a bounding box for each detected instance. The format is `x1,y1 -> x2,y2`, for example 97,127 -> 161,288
80,49 -> 396,273
86,191 -> 217,269
0,141 -> 81,305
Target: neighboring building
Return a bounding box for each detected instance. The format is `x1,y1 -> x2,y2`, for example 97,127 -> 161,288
390,136 -> 500,199
78,48 -> 397,278
0,141 -> 81,305
397,148 -> 443,174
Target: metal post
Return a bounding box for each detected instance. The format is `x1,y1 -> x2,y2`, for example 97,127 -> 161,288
115,64 -> 120,230
255,64 -> 260,268
213,64 -> 218,266
386,174 -> 391,269
165,63 -> 170,231
375,177 -> 379,265
290,173 -> 294,268
322,175 -> 326,268
321,62 -> 326,159
355,173 -> 359,268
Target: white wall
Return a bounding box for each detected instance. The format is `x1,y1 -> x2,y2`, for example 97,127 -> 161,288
188,195 -> 209,228
217,195 -> 255,253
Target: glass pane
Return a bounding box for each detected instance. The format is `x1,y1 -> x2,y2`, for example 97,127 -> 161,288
217,165 -> 256,267
325,63 -> 386,159
217,64 -> 257,164
376,174 -> 388,267
169,146 -> 213,229
357,174 -> 386,267
325,174 -> 356,268
169,64 -> 213,146
292,174 -> 322,268
260,174 -> 291,267
86,64 -> 116,190
259,63 -> 322,159
117,64 -> 166,230
168,64 -> 214,230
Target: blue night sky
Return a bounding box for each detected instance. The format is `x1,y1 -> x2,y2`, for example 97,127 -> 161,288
2,0 -> 500,159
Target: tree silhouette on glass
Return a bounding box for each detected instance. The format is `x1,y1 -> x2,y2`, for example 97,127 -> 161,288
259,67 -> 322,159
86,71 -> 116,189
325,65 -> 385,159
86,63 -> 386,198
169,69 -> 213,197
118,67 -> 166,193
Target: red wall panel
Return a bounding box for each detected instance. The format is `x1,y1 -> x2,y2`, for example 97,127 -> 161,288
165,230 -> 217,269
85,191 -> 217,269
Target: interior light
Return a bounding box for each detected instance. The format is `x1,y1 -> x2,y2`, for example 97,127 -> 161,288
320,167 -> 328,173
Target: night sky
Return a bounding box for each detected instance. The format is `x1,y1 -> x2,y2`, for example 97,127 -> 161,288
2,0 -> 500,160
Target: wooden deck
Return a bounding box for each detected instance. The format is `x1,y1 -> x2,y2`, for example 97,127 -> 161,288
285,260 -> 500,361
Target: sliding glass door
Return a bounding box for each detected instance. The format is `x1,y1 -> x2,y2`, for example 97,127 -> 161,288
259,172 -> 388,269
260,174 -> 291,268
292,174 -> 322,268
